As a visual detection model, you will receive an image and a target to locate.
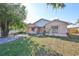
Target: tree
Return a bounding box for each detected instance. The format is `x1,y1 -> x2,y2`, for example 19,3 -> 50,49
47,3 -> 65,9
10,21 -> 27,32
0,3 -> 27,37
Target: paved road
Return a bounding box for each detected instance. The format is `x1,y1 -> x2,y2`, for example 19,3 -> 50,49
0,35 -> 25,44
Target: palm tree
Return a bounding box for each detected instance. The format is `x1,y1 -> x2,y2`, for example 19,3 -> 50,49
47,3 -> 65,9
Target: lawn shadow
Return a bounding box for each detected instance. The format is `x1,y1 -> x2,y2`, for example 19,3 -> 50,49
29,34 -> 79,43
47,35 -> 79,43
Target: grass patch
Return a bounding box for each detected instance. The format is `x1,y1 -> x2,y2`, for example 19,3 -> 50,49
31,36 -> 79,56
0,37 -> 62,56
0,35 -> 79,56
36,35 -> 79,43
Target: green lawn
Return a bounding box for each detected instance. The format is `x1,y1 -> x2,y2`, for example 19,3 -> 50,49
0,37 -> 62,56
0,37 -> 35,56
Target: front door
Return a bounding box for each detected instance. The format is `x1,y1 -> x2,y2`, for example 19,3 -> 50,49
37,27 -> 41,34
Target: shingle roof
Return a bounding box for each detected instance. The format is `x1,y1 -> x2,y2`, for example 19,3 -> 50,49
46,19 -> 71,26
53,19 -> 71,24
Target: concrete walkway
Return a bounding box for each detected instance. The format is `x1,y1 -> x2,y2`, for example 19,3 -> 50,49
0,35 -> 25,44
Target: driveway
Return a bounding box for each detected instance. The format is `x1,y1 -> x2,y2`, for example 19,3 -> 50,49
0,34 -> 26,44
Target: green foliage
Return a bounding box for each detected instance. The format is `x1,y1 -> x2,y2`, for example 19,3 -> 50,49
0,3 -> 27,37
0,3 -> 26,22
47,3 -> 65,10
10,21 -> 27,31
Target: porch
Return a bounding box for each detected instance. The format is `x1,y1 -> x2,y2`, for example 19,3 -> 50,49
28,26 -> 45,35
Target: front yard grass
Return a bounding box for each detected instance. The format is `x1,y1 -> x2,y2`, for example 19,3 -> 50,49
0,37 -> 62,56
30,36 -> 79,56
0,37 -> 35,56
0,35 -> 79,56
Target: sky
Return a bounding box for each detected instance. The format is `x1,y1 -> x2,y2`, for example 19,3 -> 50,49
23,3 -> 79,24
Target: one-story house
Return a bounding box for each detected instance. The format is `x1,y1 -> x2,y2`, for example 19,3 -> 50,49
27,18 -> 71,37
45,19 -> 70,37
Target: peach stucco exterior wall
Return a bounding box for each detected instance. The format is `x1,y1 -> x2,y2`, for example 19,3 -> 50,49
45,21 -> 68,36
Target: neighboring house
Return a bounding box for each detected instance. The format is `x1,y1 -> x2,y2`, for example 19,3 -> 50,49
27,18 -> 71,37
45,19 -> 70,37
27,18 -> 50,35
67,23 -> 79,35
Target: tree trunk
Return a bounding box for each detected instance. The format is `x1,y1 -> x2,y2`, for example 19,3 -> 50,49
1,20 -> 9,37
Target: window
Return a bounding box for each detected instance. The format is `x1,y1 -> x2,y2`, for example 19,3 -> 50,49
31,27 -> 35,31
52,26 -> 58,33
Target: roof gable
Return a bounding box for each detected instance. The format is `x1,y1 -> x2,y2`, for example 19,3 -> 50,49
46,19 -> 71,26
53,19 -> 71,24
34,18 -> 50,27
